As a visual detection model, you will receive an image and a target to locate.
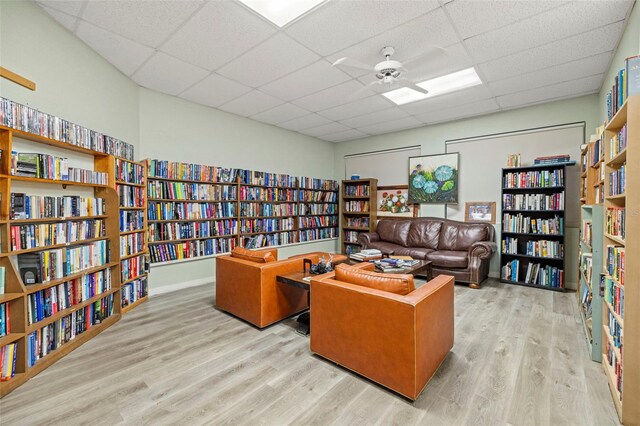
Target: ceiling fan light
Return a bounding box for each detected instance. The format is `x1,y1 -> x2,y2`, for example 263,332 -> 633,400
416,67 -> 482,97
382,87 -> 429,105
238,0 -> 326,27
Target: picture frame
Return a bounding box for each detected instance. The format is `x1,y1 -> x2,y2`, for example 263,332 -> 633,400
376,185 -> 419,218
408,153 -> 459,204
464,201 -> 496,223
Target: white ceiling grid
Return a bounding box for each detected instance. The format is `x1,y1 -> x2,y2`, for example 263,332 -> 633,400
36,0 -> 635,142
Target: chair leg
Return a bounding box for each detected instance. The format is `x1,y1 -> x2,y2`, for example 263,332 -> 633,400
468,283 -> 481,289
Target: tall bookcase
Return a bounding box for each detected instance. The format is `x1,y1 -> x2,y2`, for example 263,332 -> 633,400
114,158 -> 149,313
578,205 -> 603,362
340,178 -> 377,255
297,177 -> 339,244
601,96 -> 638,424
0,125 -> 121,397
580,125 -> 606,206
500,164 -> 570,291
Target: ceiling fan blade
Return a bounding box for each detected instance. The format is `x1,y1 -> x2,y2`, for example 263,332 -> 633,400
401,45 -> 448,69
349,80 -> 382,100
332,57 -> 372,72
397,79 -> 429,95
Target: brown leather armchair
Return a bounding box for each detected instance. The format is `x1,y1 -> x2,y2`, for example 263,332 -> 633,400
215,247 -> 308,328
310,264 -> 454,400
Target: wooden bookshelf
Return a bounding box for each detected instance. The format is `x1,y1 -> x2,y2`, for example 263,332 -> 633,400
0,126 -> 121,397
499,164 -> 572,291
340,178 -> 377,255
601,96 -> 638,424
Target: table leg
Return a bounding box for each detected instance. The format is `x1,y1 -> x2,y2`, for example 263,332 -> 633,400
296,289 -> 311,336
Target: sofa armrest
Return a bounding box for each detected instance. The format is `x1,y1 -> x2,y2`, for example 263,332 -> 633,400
357,232 -> 380,248
468,241 -> 496,260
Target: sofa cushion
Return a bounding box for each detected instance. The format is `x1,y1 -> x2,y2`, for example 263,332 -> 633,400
439,222 -> 489,251
231,247 -> 276,263
376,220 -> 412,247
427,250 -> 468,268
407,220 -> 442,250
335,264 -> 415,295
391,247 -> 434,260
367,241 -> 401,255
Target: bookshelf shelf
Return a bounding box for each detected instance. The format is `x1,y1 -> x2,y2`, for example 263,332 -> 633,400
149,235 -> 235,244
502,209 -> 564,213
499,279 -> 565,292
122,273 -> 148,286
148,198 -> 235,203
120,229 -> 146,236
0,175 -> 109,188
606,148 -> 627,166
115,180 -> 145,187
341,178 -> 377,255
0,333 -> 25,348
120,206 -> 146,211
4,236 -> 109,256
502,185 -> 564,191
24,262 -> 118,294
120,250 -> 148,260
121,295 -> 148,314
8,215 -> 108,224
604,233 -> 625,245
502,232 -> 564,238
500,253 -> 563,261
606,99 -> 627,131
0,293 -> 23,303
5,127 -> 111,158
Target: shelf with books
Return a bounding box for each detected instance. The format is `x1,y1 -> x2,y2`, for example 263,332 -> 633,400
0,124 -> 122,397
341,178 -> 377,255
599,92 -> 638,424
500,163 -> 572,292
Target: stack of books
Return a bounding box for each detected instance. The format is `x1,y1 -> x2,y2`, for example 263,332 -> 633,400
533,154 -> 571,165
374,257 -> 419,272
349,249 -> 382,261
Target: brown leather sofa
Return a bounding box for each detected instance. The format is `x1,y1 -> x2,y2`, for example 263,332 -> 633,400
310,264 -> 454,400
358,218 -> 496,288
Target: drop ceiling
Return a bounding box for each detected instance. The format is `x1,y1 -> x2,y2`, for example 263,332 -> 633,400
37,0 -> 634,142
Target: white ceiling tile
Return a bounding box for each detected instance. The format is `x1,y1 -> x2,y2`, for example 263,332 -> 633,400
302,122 -> 352,137
323,129 -> 369,142
400,84 -> 492,115
217,33 -> 319,87
250,103 -> 310,125
496,74 -> 604,109
488,52 -> 613,97
327,7 -> 460,78
179,73 -> 252,108
445,0 -> 565,39
131,52 -> 209,96
160,1 -> 277,71
465,1 -> 633,63
480,21 -> 624,81
416,98 -> 500,124
38,5 -> 78,32
356,116 -> 423,135
339,108 -> 410,129
291,80 -> 369,111
218,90 -> 283,117
318,95 -> 394,121
278,114 -> 333,131
259,60 -> 351,101
285,0 -> 441,56
82,0 -> 204,48
37,0 -> 84,17
75,21 -> 155,76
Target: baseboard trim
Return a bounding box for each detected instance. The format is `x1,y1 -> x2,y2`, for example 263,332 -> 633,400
149,277 -> 213,296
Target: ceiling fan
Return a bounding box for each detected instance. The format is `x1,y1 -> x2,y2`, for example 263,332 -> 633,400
331,45 -> 448,98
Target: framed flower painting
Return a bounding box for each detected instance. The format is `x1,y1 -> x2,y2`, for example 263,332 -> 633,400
408,153 -> 459,204
376,185 -> 418,218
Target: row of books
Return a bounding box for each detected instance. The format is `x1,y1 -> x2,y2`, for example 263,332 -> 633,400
240,187 -> 296,202
345,217 -> 370,228
240,170 -> 296,187
10,193 -> 105,220
580,253 -> 593,285
121,254 -> 148,282
120,210 -> 145,232
503,169 -> 564,188
344,231 -> 361,243
10,220 -> 105,251
606,245 -> 625,285
299,177 -> 339,191
299,203 -> 337,215
581,220 -> 593,247
26,269 -> 111,325
298,216 -> 338,229
533,154 -> 570,165
604,336 -> 623,399
120,233 -> 145,256
0,302 -> 9,337
148,201 -> 236,221
149,220 -> 238,242
117,185 -> 145,208
121,276 -> 148,307
501,238 -> 563,258
148,160 -> 239,183
148,181 -> 237,201
239,202 -> 296,217
239,218 -> 295,234
605,207 -> 625,239
299,228 -> 337,241
149,238 -> 236,263
610,123 -> 627,158
241,231 -> 296,248
603,275 -> 624,320
606,55 -> 639,120
506,153 -> 521,167
608,164 -> 626,196
10,152 -> 108,184
344,201 -> 370,212
501,260 -> 564,288
115,158 -> 144,184
344,185 -> 370,196
590,137 -> 603,166
1,343 -> 18,381
27,295 -> 115,367
502,214 -> 563,235
502,193 -> 564,211
298,190 -> 338,203
0,96 -> 134,160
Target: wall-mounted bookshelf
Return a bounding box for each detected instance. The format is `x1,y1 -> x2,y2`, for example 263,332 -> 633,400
600,95 -> 638,424
500,164 -> 572,291
340,178 -> 377,255
0,125 -> 121,397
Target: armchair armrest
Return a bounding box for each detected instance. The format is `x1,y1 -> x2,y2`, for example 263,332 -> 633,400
468,241 -> 496,260
357,232 -> 380,248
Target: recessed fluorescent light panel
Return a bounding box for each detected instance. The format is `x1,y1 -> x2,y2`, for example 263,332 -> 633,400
383,67 -> 483,105
239,0 -> 325,27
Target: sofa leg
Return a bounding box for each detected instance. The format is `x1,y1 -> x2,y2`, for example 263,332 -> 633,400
468,283 -> 481,289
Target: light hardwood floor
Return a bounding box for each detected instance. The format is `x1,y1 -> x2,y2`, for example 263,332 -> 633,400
0,279 -> 620,425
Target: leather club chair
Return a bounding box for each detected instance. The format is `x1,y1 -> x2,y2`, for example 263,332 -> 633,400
310,264 -> 454,400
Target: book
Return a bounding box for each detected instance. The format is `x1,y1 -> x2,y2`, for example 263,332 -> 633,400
626,55 -> 640,98
0,266 -> 4,294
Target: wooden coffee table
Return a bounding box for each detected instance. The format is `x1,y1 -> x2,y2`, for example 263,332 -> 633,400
349,259 -> 433,280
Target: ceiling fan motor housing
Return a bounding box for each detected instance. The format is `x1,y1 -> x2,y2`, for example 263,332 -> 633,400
375,60 -> 402,80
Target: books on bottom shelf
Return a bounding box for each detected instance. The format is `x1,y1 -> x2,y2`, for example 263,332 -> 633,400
1,343 -> 18,381
501,260 -> 564,288
122,276 -> 148,307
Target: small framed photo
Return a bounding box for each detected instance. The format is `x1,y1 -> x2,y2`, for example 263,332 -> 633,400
464,202 -> 496,223
377,185 -> 419,218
